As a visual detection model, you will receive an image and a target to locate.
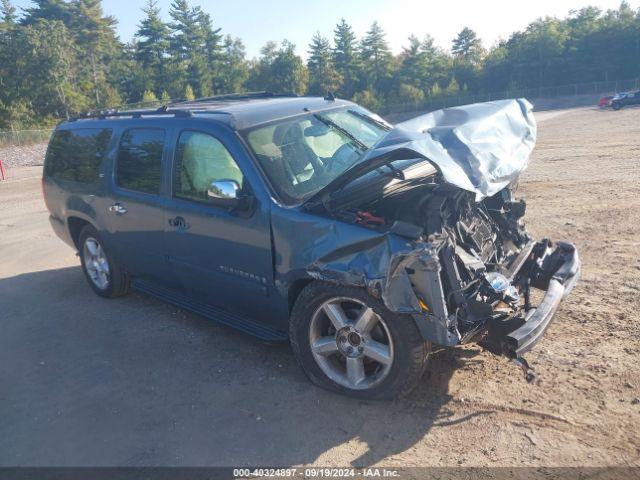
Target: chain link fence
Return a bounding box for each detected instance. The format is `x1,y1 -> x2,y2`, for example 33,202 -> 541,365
383,77 -> 640,116
0,129 -> 54,148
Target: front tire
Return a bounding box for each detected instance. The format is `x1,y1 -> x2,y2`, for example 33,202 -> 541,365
290,281 -> 430,399
78,225 -> 129,298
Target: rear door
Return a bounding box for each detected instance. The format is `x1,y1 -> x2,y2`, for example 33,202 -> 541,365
106,127 -> 170,284
163,127 -> 275,320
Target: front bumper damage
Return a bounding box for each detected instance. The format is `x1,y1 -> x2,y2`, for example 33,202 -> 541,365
485,240 -> 580,357
291,226 -> 580,359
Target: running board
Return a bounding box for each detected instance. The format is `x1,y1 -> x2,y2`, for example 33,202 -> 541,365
131,279 -> 288,341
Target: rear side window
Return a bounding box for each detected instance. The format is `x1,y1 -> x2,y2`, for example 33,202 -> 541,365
45,128 -> 112,183
116,128 -> 165,194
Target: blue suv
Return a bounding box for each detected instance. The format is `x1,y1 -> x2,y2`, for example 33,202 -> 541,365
42,93 -> 579,398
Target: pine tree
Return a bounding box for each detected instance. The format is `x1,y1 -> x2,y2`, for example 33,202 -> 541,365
21,0 -> 71,25
1,19 -> 77,126
307,32 -> 341,95
247,40 -> 307,94
271,40 -> 308,94
397,35 -> 427,90
0,0 -> 16,29
184,84 -> 195,100
451,27 -> 483,93
195,9 -> 222,94
451,27 -> 483,62
219,35 -> 248,93
142,89 -> 158,103
135,0 -> 170,95
360,21 -> 392,93
168,0 -> 216,97
70,0 -> 122,107
332,18 -> 359,97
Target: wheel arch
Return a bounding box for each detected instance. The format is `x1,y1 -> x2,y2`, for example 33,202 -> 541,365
67,216 -> 93,250
287,277 -> 315,314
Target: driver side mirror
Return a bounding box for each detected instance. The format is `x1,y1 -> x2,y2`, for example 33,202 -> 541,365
207,179 -> 253,211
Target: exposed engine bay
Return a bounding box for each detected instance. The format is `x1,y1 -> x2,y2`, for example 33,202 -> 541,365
329,179 -> 577,355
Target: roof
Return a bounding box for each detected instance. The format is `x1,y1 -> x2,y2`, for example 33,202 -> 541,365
66,93 -> 357,131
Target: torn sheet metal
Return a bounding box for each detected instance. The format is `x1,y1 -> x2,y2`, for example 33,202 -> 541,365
371,99 -> 537,200
270,207 -> 458,345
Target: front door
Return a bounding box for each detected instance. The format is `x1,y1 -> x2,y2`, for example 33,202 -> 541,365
106,127 -> 169,284
163,128 -> 275,322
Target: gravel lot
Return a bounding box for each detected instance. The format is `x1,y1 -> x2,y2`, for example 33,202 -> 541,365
0,107 -> 638,468
0,142 -> 48,168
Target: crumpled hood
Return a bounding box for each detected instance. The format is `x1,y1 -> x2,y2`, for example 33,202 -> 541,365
369,98 -> 537,200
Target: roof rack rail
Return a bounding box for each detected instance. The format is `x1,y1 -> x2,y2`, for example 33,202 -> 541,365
171,91 -> 298,106
69,106 -> 193,122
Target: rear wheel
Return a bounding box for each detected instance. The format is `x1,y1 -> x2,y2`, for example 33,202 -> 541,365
78,225 -> 129,298
290,282 -> 430,399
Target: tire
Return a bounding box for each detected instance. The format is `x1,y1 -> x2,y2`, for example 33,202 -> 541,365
78,224 -> 129,298
612,102 -> 621,110
290,281 -> 430,399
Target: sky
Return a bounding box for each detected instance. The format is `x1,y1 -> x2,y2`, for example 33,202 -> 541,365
11,0 -> 640,58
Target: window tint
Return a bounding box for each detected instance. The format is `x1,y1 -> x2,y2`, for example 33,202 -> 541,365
116,128 -> 165,194
44,128 -> 112,183
174,131 -> 244,202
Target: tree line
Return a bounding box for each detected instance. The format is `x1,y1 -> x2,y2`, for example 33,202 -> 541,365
0,0 -> 639,129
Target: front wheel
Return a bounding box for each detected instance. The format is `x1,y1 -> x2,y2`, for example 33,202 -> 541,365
290,282 -> 430,399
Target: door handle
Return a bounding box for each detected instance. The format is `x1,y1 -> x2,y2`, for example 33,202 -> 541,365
108,203 -> 127,214
168,216 -> 190,230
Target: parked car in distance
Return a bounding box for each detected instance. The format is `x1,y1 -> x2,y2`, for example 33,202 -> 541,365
42,93 -> 579,399
598,95 -> 613,107
611,90 -> 640,110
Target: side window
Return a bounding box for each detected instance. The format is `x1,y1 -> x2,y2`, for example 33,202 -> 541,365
44,128 -> 112,183
116,128 -> 165,194
174,131 -> 244,202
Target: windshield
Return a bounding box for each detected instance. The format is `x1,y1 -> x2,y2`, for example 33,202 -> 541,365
243,107 -> 390,204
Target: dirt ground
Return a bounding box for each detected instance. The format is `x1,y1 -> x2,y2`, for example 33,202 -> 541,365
0,107 -> 638,468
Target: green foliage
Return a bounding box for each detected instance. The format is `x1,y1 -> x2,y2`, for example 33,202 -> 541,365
307,32 -> 341,95
445,78 -> 460,95
1,1 -> 640,128
396,83 -> 425,105
134,0 -> 170,96
332,18 -> 359,97
168,0 -> 210,96
219,35 -> 249,93
452,27 -> 484,62
360,21 -> 393,92
184,84 -> 195,101
352,89 -> 383,112
0,0 -> 16,27
247,40 -> 308,94
142,89 -> 158,103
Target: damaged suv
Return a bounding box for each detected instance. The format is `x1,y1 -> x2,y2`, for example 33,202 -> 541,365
43,93 -> 580,399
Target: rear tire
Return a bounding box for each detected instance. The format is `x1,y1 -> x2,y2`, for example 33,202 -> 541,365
290,281 -> 430,399
78,225 -> 129,298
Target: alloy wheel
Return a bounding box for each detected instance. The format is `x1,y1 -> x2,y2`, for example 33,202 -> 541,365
83,237 -> 110,290
309,297 -> 394,390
